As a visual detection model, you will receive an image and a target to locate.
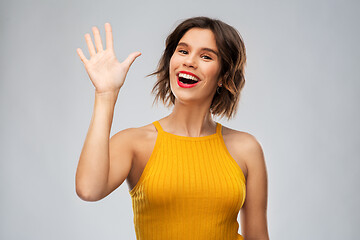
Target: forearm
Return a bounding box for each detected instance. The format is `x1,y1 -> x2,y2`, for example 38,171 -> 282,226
75,90 -> 119,201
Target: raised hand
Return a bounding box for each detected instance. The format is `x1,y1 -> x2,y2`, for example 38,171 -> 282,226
76,23 -> 141,94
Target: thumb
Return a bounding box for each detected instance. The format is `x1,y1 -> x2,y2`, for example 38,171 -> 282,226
123,51 -> 142,69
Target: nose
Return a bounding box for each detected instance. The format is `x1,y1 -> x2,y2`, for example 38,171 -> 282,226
183,54 -> 197,69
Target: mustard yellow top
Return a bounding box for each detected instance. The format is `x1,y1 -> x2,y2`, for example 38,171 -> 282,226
129,120 -> 246,240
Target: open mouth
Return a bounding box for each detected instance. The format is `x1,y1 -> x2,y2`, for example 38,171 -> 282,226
178,71 -> 200,88
178,72 -> 199,85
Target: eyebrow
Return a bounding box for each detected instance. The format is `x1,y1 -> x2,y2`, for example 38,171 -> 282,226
177,42 -> 219,56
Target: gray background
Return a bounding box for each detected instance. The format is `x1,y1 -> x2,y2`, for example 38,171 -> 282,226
1,0 -> 359,239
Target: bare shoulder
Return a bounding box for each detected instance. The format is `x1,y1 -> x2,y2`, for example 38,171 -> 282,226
221,125 -> 266,177
222,125 -> 264,157
110,122 -> 157,145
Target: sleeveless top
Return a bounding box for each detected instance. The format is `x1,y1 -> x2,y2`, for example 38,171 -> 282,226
129,120 -> 246,240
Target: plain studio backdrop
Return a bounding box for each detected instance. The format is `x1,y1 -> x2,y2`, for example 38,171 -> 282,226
1,0 -> 359,239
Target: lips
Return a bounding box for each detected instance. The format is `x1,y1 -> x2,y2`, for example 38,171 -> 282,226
176,71 -> 201,88
178,71 -> 201,81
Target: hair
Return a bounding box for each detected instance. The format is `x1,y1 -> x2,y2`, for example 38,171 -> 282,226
149,16 -> 247,120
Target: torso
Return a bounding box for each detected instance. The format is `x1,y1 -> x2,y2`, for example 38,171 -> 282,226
126,122 -> 249,191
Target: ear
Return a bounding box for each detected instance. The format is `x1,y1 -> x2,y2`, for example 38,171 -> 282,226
218,80 -> 223,87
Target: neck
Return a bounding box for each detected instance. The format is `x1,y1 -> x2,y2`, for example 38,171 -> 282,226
160,100 -> 217,137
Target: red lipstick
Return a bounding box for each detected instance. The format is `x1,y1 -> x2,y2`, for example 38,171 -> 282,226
177,77 -> 199,88
179,71 -> 201,81
177,71 -> 200,88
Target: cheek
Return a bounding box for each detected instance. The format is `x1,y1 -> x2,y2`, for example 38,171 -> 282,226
206,63 -> 221,80
169,54 -> 181,77
170,54 -> 180,67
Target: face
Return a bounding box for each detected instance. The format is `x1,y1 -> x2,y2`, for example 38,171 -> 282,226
169,28 -> 221,104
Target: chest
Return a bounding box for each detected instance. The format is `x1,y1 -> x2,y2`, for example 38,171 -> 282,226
126,133 -> 248,192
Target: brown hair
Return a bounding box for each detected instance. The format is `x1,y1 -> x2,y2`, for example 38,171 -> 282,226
149,16 -> 246,120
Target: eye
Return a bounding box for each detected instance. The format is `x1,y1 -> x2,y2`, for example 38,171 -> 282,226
202,55 -> 212,60
178,49 -> 188,54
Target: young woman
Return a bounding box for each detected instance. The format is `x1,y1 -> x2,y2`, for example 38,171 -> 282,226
76,17 -> 269,240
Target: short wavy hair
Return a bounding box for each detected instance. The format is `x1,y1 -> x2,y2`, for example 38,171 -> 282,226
149,16 -> 247,120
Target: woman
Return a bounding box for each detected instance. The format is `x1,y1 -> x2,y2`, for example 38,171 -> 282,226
76,17 -> 269,240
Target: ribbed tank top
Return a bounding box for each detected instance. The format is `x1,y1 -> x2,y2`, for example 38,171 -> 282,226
129,120 -> 246,240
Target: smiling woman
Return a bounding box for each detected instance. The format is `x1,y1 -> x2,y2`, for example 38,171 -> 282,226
76,16 -> 269,240
150,17 -> 247,120
169,28 -> 221,103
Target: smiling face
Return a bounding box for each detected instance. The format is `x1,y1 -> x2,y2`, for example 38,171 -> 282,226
169,28 -> 221,104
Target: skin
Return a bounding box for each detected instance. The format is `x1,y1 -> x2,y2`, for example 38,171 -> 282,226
76,23 -> 269,240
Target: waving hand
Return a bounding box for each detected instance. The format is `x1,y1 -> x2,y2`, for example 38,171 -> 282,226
76,23 -> 141,94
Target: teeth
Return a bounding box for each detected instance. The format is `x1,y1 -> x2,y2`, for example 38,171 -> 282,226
179,73 -> 199,81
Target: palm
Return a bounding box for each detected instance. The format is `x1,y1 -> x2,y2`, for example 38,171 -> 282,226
77,23 -> 141,94
84,49 -> 125,92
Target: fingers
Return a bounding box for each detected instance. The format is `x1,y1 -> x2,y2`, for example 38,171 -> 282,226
124,51 -> 142,69
83,24 -> 109,58
104,23 -> 114,50
85,33 -> 96,57
76,48 -> 88,64
84,25 -> 104,57
92,26 -> 104,53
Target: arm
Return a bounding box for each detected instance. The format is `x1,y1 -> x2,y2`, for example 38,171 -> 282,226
75,23 -> 141,201
240,134 -> 270,240
76,92 -> 135,201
